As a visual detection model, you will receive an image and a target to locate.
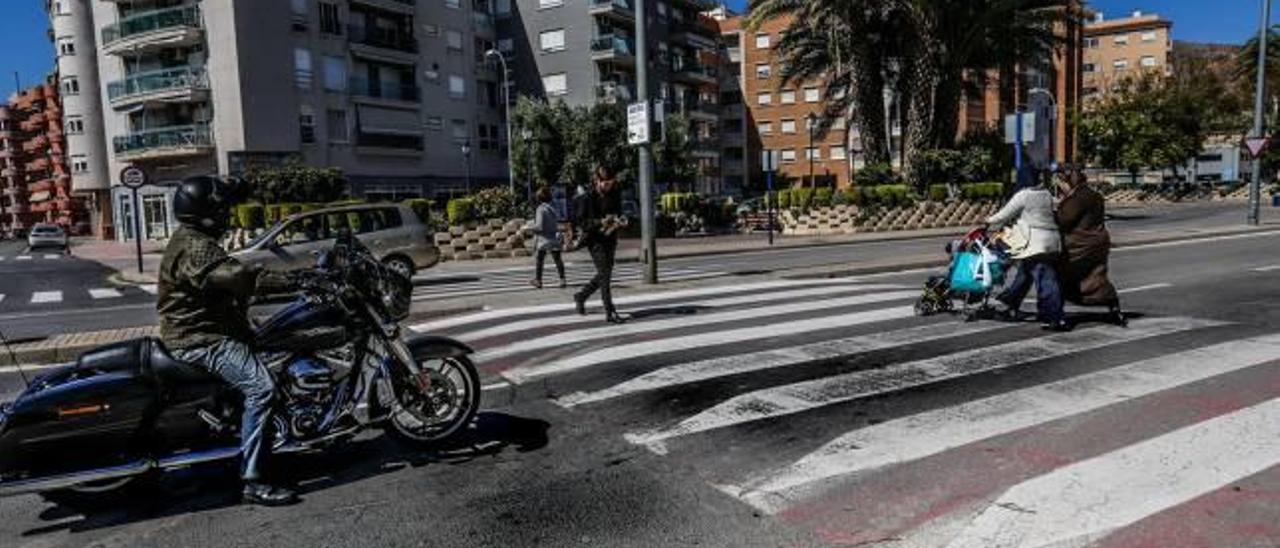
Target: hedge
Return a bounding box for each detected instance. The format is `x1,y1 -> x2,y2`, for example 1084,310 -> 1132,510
814,188 -> 834,208
865,184 -> 912,207
961,182 -> 1005,201
660,192 -> 699,214
928,184 -> 950,202
447,198 -> 474,225
235,203 -> 266,231
793,188 -> 815,210
403,198 -> 434,223
777,189 -> 792,209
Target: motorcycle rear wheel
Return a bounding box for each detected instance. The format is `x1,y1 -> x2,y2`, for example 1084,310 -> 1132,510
384,355 -> 481,447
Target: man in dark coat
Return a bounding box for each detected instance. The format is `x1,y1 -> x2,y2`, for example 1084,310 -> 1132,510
573,166 -> 626,324
1055,167 -> 1126,326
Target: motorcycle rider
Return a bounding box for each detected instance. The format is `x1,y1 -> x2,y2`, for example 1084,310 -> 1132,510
158,175 -> 300,506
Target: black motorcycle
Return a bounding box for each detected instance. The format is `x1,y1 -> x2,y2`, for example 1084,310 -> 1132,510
0,233 -> 481,500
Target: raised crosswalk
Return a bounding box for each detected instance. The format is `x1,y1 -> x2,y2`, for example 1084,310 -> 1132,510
421,276 -> 1280,545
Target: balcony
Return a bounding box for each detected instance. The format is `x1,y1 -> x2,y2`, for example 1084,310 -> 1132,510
28,178 -> 55,195
591,35 -> 636,66
349,78 -> 420,106
349,25 -> 417,63
1,166 -> 16,178
349,0 -> 415,13
472,12 -> 495,37
675,98 -> 720,121
108,66 -> 210,109
6,204 -> 28,215
102,5 -> 203,56
590,0 -> 635,22
25,157 -> 50,173
672,59 -> 717,85
22,135 -> 49,154
595,82 -> 635,104
113,124 -> 214,161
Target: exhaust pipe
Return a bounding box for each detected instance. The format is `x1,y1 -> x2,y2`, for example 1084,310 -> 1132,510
0,446 -> 240,497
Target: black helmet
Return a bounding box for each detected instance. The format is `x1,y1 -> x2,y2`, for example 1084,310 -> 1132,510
172,175 -> 247,236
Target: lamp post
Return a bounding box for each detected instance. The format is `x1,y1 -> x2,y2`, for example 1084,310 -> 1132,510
461,140 -> 472,194
484,48 -> 515,197
807,112 -> 817,187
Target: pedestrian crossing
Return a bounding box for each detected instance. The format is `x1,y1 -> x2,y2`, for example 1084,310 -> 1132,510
412,276 -> 1280,546
0,253 -> 63,262
0,285 -> 155,307
410,262 -> 725,301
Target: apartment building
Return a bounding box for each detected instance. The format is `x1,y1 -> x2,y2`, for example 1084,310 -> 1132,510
1083,10 -> 1173,101
0,82 -> 88,237
500,0 -> 726,194
56,0 -> 507,242
50,0 -> 112,239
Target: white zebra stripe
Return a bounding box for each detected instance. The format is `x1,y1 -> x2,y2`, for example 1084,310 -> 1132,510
479,289 -> 920,362
624,316 -> 1223,448
89,288 -> 124,299
139,284 -> 158,295
945,396 -> 1280,548
729,332 -> 1280,514
30,291 -> 63,304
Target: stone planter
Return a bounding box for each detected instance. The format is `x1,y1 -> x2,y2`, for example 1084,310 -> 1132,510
432,217 -> 532,261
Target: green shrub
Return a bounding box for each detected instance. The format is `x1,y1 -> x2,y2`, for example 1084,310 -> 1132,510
870,184 -> 911,207
447,198 -> 474,225
235,204 -> 265,231
777,189 -> 792,209
853,163 -> 899,187
814,187 -> 834,208
843,187 -> 862,206
470,187 -> 520,220
659,192 -> 700,214
832,188 -> 851,205
793,187 -> 815,210
403,198 -> 434,223
280,203 -> 304,218
961,182 -> 1005,201
928,184 -> 950,202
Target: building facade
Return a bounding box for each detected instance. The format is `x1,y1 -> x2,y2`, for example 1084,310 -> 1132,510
1083,10 -> 1173,101
50,0 -> 113,239
58,0 -> 508,242
0,82 -> 88,237
500,0 -> 726,195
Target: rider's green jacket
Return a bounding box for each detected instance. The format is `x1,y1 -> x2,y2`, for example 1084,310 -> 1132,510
157,226 -> 294,350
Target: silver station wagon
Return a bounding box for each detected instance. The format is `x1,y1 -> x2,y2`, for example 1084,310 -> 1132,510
231,204 -> 439,277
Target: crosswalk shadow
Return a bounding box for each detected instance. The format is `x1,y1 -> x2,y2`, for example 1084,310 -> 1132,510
626,305 -> 711,320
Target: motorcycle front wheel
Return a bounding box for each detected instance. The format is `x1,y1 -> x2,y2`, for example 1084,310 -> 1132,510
383,355 -> 481,446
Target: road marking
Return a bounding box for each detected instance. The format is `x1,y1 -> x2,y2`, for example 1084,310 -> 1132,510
16,255 -> 31,261
30,291 -> 63,304
478,290 -> 920,362
411,279 -> 871,333
945,396 -> 1280,548
1118,282 -> 1172,294
728,332 -> 1280,514
0,294 -> 5,305
459,283 -> 908,342
413,270 -> 726,300
139,284 -> 158,295
1251,265 -> 1280,272
558,320 -> 1006,408
43,254 -> 60,260
1115,228 -> 1280,252
502,305 -> 917,384
624,317 -> 1222,448
89,288 -> 124,299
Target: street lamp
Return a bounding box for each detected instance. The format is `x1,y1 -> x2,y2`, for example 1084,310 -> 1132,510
461,140 -> 473,195
484,48 -> 515,197
807,112 -> 817,187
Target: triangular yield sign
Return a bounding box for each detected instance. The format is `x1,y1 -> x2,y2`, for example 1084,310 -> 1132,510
1245,136 -> 1271,159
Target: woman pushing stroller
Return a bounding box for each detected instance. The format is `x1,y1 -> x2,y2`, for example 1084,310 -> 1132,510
982,171 -> 1069,331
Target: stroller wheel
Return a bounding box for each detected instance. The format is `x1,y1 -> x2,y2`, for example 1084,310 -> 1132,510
914,301 -> 931,317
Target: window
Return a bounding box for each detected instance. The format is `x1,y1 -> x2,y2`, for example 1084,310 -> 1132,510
496,0 -> 511,15
539,0 -> 562,8
780,149 -> 796,163
423,24 -> 440,37
1140,55 -> 1157,67
319,2 -> 341,34
54,2 -> 70,15
447,30 -> 464,51
830,145 -> 847,160
1114,34 -> 1129,44
831,117 -> 846,130
543,72 -> 568,95
294,48 -> 313,89
757,121 -> 772,135
1141,31 -> 1157,42
425,116 -> 444,132
291,0 -> 308,15
65,117 -> 84,134
498,38 -> 514,53
780,119 -> 796,134
291,0 -> 308,29
71,155 -> 88,174
780,89 -> 796,104
807,147 -> 821,160
322,56 -> 346,91
446,0 -> 461,8
57,38 -> 75,56
755,63 -> 771,79
804,87 -> 820,103
299,106 -> 316,143
657,2 -> 667,16
451,119 -> 468,143
540,29 -> 566,52
448,75 -> 466,98
1113,58 -> 1129,70
327,109 -> 348,142
61,76 -> 79,95
757,92 -> 772,105
1084,37 -> 1099,48
1083,63 -> 1097,73
754,33 -> 770,49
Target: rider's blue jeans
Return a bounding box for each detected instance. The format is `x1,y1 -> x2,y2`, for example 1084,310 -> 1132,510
176,338 -> 274,482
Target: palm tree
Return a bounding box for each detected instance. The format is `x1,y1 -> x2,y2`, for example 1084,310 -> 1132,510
1235,24 -> 1280,122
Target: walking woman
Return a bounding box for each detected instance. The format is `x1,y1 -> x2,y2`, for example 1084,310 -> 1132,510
985,172 -> 1068,331
573,166 -> 625,324
528,185 -> 566,289
1055,166 -> 1126,326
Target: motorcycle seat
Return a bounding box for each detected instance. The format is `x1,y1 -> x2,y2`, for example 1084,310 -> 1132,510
146,339 -> 221,385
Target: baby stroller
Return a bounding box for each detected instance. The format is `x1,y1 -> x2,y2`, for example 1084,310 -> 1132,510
914,228 -> 1009,320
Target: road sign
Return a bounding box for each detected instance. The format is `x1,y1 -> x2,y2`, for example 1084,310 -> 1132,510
1003,113 -> 1035,144
1245,136 -> 1271,159
627,102 -> 650,145
761,150 -> 781,172
119,166 -> 148,189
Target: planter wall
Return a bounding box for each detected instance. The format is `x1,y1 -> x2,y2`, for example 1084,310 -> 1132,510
433,218 -> 531,261
780,201 -> 1000,236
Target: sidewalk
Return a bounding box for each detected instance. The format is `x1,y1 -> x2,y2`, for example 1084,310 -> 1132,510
69,237 -> 163,285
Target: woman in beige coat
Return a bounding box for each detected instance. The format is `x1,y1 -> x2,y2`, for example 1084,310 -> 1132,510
984,175 -> 1067,330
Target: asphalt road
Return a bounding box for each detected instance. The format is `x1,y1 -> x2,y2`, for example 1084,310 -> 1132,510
0,202 -> 1270,341
2,226 -> 1280,546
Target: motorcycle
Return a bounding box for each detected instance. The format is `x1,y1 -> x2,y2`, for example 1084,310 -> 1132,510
0,233 -> 481,500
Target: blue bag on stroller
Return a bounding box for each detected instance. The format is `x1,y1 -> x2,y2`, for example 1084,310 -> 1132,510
948,242 -> 1006,294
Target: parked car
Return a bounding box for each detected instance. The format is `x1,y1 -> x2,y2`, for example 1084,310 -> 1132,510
230,204 -> 440,278
27,223 -> 68,251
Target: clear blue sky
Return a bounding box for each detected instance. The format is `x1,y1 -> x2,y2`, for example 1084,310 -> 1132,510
0,0 -> 1275,98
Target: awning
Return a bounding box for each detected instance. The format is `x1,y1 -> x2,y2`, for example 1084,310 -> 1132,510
357,105 -> 424,137
28,190 -> 51,202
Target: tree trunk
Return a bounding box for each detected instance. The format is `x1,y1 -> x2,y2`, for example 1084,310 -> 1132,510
853,53 -> 891,167
902,48 -> 939,184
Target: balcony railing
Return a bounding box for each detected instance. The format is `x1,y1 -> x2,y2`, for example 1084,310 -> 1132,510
107,66 -> 209,103
349,78 -> 420,102
472,12 -> 495,35
595,82 -> 635,103
673,58 -> 717,80
113,124 -> 213,157
102,5 -> 202,46
591,35 -> 634,57
348,25 -> 418,53
590,0 -> 635,19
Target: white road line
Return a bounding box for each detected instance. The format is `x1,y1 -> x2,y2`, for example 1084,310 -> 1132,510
0,294 -> 5,305
1115,228 -> 1280,252
1117,282 -> 1173,294
1251,265 -> 1280,272
43,254 -> 60,260
89,288 -> 124,299
0,256 -> 5,261
412,269 -> 719,298
944,396 -> 1280,548
729,332 -> 1280,514
559,320 -> 1005,408
139,284 -> 158,295
502,305 -> 917,384
624,316 -> 1221,448
410,279 -> 872,332
459,283 -> 909,342
16,255 -> 31,261
478,290 -> 920,362
30,291 -> 63,304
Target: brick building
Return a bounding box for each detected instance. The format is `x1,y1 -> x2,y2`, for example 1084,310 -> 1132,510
0,81 -> 87,237
1082,10 -> 1173,101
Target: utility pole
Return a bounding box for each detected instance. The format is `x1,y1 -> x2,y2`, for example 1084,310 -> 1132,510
1249,0 -> 1272,226
635,0 -> 657,284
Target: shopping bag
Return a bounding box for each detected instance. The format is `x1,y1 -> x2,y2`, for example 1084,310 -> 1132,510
949,241 -> 1003,293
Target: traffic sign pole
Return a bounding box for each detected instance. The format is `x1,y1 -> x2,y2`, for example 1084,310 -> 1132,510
1249,0 -> 1272,226
635,0 -> 657,284
119,166 -> 149,274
